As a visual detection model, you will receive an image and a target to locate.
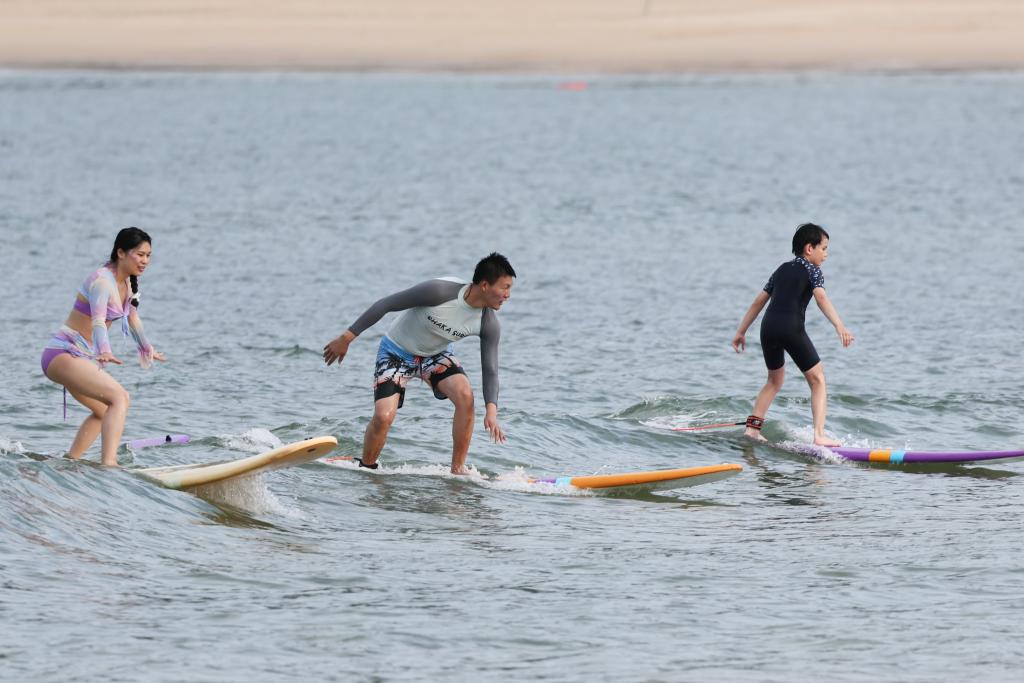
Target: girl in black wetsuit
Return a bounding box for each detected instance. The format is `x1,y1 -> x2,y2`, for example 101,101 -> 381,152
731,224 -> 854,446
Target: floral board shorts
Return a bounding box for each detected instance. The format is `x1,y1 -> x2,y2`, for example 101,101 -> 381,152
372,335 -> 466,409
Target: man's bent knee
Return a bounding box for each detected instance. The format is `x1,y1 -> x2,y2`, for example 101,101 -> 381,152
372,409 -> 397,430
449,386 -> 474,411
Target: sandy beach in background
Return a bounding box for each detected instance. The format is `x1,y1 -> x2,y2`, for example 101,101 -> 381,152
1,0 -> 1023,72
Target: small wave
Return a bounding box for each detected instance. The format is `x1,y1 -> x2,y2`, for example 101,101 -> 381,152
612,395 -> 689,419
642,413 -> 742,432
615,395 -> 750,424
217,428 -> 284,453
236,343 -> 319,358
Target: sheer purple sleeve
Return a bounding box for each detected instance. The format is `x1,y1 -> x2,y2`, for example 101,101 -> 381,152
127,308 -> 155,368
87,275 -> 116,354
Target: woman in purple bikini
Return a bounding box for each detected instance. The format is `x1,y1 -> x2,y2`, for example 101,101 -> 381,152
41,227 -> 165,466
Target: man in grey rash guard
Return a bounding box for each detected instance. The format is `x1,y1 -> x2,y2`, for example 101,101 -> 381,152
323,253 -> 515,474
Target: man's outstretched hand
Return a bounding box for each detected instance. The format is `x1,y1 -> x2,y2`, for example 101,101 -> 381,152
323,331 -> 355,366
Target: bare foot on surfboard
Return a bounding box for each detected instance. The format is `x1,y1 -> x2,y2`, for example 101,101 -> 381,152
744,429 -> 767,442
814,436 -> 842,447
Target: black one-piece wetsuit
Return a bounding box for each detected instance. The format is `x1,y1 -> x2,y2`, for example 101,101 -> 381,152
760,257 -> 825,373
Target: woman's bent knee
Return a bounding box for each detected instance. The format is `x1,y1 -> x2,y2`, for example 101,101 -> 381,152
109,387 -> 131,410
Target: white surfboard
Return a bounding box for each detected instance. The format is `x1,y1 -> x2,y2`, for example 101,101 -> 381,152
135,436 -> 337,489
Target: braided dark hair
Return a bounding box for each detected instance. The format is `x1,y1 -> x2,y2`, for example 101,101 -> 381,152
109,227 -> 152,308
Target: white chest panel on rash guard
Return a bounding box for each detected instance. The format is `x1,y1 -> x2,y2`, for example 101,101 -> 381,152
387,278 -> 481,356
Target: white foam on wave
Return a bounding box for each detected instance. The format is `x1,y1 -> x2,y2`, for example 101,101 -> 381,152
192,473 -> 305,518
220,427 -> 284,454
320,458 -> 593,497
777,439 -> 845,464
777,423 -> 878,464
0,437 -> 26,455
490,465 -> 593,496
323,456 -> 486,480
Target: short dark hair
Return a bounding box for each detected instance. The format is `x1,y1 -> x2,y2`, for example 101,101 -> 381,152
792,223 -> 829,257
472,252 -> 516,285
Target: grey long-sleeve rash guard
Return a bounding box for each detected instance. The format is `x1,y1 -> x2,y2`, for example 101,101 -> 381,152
348,277 -> 502,406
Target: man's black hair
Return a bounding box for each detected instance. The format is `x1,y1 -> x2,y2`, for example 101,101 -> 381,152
473,252 -> 516,284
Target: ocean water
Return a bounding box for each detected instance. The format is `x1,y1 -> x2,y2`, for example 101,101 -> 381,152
1,70 -> 1023,682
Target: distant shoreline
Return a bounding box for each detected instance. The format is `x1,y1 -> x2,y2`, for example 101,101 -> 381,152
2,1 -> 1023,74
4,63 -> 1024,76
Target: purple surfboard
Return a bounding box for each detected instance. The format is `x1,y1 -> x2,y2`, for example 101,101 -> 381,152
830,447 -> 1024,465
125,434 -> 191,449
